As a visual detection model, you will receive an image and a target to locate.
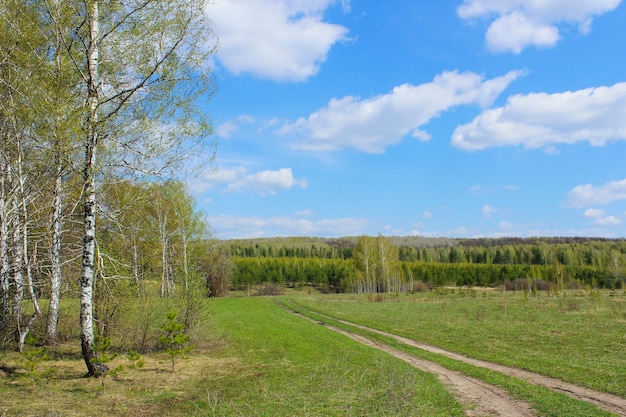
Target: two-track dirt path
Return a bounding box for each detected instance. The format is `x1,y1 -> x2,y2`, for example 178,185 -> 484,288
286,302 -> 626,417
289,308 -> 534,416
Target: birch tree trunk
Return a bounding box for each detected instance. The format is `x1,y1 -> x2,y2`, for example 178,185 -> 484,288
45,0 -> 71,345
46,162 -> 63,344
10,167 -> 24,347
160,223 -> 169,298
14,135 -> 40,352
0,156 -> 9,332
79,0 -> 100,375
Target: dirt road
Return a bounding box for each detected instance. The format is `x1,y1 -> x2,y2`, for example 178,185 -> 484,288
287,303 -> 626,416
290,309 -> 535,416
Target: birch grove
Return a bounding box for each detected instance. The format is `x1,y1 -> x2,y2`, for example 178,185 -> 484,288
352,235 -> 408,294
1,0 -> 218,375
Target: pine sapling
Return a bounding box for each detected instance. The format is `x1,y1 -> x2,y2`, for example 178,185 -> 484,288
159,309 -> 193,372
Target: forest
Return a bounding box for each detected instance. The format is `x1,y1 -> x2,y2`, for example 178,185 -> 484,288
227,236 -> 626,292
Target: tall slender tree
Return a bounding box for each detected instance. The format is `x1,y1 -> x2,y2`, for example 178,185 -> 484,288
67,0 -> 217,375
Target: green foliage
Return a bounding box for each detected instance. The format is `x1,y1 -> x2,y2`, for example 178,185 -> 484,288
126,350 -> 145,369
159,309 -> 193,371
21,346 -> 55,383
114,294 -> 170,353
232,257 -> 351,292
172,270 -> 210,334
228,236 -> 626,293
352,235 -> 402,293
91,336 -> 118,389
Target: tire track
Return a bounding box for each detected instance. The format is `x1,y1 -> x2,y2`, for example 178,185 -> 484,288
289,302 -> 626,416
288,307 -> 535,417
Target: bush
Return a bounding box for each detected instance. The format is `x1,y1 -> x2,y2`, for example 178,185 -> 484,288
411,281 -> 431,293
253,283 -> 284,296
159,310 -> 193,372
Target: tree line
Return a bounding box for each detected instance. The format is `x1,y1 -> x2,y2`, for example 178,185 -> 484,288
230,236 -> 625,292
229,236 -> 626,268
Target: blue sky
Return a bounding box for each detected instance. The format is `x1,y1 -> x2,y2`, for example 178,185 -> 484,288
189,0 -> 626,239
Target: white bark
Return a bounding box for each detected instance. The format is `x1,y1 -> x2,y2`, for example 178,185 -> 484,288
80,0 -> 100,376
15,137 -> 40,352
45,0 -> 68,345
11,171 -> 24,347
0,157 -> 9,330
159,210 -> 170,298
46,165 -> 62,344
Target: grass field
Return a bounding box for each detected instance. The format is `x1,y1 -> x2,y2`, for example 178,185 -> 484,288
0,297 -> 463,416
292,289 -> 626,398
0,289 -> 624,416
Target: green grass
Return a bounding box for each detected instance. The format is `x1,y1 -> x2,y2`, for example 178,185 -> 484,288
0,296 -> 465,417
292,290 -> 626,397
286,298 -> 618,417
201,297 -> 465,416
2,290 -> 624,416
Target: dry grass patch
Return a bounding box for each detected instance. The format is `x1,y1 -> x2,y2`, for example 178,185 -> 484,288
0,343 -> 242,417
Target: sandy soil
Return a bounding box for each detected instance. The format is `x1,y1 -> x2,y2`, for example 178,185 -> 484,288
288,304 -> 626,417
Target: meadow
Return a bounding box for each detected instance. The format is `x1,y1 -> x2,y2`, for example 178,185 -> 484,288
292,289 -> 626,397
0,289 -> 624,416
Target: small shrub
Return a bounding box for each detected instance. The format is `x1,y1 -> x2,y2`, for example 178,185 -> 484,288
506,278 -> 528,291
92,336 -> 118,390
412,281 -> 429,293
119,297 -> 168,353
21,346 -> 55,383
535,279 -> 551,291
253,283 -> 284,296
159,310 -> 193,372
126,350 -> 145,369
367,294 -> 384,303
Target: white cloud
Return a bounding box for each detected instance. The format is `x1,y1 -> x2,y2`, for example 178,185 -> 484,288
207,0 -> 349,81
596,216 -> 622,226
455,226 -> 469,236
565,179 -> 626,207
188,166 -> 246,194
468,185 -> 484,195
225,167 -> 307,196
498,221 -> 512,230
583,208 -> 605,219
215,121 -> 239,139
485,11 -> 559,53
583,208 -> 622,226
189,166 -> 306,196
215,115 -> 255,138
422,211 -> 433,219
283,70 -> 522,153
482,204 -> 498,218
457,0 -> 621,53
208,214 -> 368,239
452,82 -> 626,151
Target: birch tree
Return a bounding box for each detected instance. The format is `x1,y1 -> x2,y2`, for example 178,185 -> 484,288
65,0 -> 216,376
353,236 -> 377,293
42,0 -> 83,345
353,235 -> 401,293
0,0 -> 47,348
